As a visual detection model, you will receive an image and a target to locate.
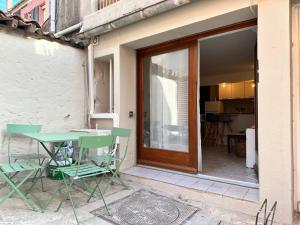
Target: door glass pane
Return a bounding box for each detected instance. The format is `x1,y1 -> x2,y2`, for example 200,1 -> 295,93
143,49 -> 189,152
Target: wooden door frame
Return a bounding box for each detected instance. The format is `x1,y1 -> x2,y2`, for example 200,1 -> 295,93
136,19 -> 257,174
137,39 -> 198,173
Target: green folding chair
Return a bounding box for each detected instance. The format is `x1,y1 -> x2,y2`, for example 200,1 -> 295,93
55,135 -> 113,225
6,124 -> 48,191
88,127 -> 131,200
0,162 -> 42,211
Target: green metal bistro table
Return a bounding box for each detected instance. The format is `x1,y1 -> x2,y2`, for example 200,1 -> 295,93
22,132 -> 96,166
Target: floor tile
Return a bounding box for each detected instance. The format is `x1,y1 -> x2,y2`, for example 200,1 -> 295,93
202,146 -> 258,183
191,179 -> 214,191
177,176 -> 199,188
126,167 -> 255,201
124,167 -> 152,177
223,185 -> 249,199
160,174 -> 184,185
207,182 -> 230,195
154,171 -> 175,181
243,188 -> 259,202
142,169 -> 162,179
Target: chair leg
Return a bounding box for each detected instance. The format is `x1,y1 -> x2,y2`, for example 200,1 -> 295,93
0,172 -> 19,190
0,171 -> 40,212
87,175 -> 103,203
42,182 -> 63,211
95,177 -> 110,216
55,183 -> 69,212
86,175 -> 110,216
62,175 -> 79,225
108,169 -> 129,191
26,164 -> 46,195
39,158 -> 46,192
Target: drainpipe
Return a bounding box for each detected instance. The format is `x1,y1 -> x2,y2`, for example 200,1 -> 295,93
109,58 -> 113,113
54,22 -> 82,38
50,0 -> 56,32
87,45 -> 95,116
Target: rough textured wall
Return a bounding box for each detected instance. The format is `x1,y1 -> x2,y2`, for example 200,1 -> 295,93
56,0 -> 80,32
56,0 -> 98,32
0,30 -> 87,162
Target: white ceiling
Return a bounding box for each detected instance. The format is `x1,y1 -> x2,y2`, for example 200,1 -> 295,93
200,28 -> 257,76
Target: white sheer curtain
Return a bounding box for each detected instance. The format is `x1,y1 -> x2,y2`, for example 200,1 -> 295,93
146,49 -> 189,152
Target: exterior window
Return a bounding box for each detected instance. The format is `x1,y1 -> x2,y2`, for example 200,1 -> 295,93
42,8 -> 46,22
99,0 -> 120,10
94,58 -> 114,113
32,7 -> 39,21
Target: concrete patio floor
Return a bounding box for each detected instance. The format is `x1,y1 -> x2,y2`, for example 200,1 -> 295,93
0,176 -> 260,225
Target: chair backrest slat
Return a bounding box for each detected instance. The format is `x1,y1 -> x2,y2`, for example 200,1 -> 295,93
75,135 -> 114,175
7,124 -> 42,136
79,135 -> 114,149
111,128 -> 131,168
112,128 -> 131,138
6,124 -> 42,163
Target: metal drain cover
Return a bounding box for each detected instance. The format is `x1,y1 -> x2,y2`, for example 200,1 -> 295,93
91,189 -> 198,225
117,196 -> 180,225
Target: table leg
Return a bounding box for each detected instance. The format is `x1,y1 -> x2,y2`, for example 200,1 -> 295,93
39,142 -> 66,166
228,136 -> 231,153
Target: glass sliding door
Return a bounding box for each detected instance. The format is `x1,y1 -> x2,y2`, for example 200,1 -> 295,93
137,40 -> 198,173
143,49 -> 189,152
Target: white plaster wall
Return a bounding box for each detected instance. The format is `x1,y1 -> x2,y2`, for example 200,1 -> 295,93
292,3 -> 300,212
82,0 -> 165,31
93,0 -> 257,52
118,46 -> 136,170
0,30 -> 87,162
257,0 -> 293,224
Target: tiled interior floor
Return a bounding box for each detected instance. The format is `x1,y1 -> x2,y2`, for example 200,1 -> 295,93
123,166 -> 259,202
202,145 -> 258,183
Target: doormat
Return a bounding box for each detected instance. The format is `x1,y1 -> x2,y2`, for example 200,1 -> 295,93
90,189 -> 199,225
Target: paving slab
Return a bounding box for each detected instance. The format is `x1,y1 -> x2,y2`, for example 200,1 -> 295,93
0,176 -> 257,225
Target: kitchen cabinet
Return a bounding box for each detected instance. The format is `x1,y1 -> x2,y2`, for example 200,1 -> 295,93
231,82 -> 245,99
219,83 -> 232,100
219,80 -> 255,100
244,81 -> 255,98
